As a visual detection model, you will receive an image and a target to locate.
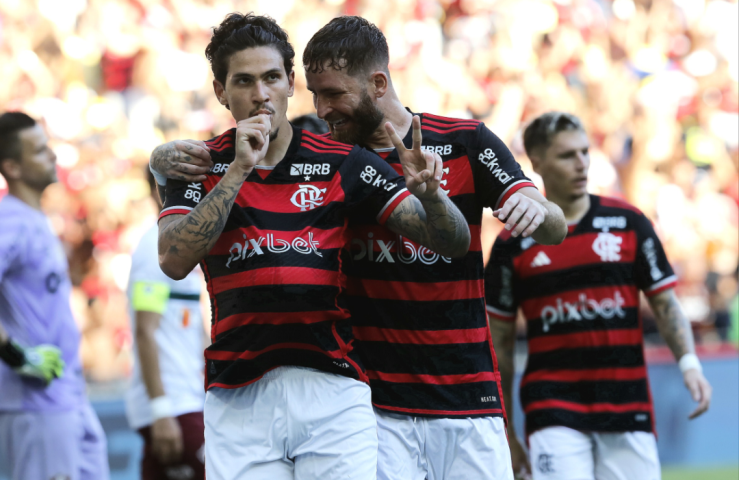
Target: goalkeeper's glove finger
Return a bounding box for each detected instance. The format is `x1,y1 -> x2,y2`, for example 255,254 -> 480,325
14,343 -> 65,385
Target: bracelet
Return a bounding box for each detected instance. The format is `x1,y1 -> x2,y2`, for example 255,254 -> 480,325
149,162 -> 168,186
678,353 -> 702,374
149,395 -> 174,421
0,339 -> 26,368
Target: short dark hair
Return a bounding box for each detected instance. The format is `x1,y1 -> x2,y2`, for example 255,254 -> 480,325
303,16 -> 389,76
523,112 -> 585,157
0,112 -> 36,172
205,12 -> 295,85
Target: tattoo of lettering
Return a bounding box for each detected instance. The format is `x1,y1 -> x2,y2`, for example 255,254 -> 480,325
649,289 -> 694,359
387,194 -> 469,257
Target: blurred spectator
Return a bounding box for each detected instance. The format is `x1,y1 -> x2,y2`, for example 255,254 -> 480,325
0,0 -> 735,381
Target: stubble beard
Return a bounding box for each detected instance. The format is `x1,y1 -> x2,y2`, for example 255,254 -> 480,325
331,91 -> 385,148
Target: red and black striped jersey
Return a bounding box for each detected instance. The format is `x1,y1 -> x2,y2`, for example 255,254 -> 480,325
159,125 -> 410,390
345,112 -> 536,418
485,195 -> 678,435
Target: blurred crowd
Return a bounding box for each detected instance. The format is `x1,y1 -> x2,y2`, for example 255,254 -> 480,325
0,0 -> 736,381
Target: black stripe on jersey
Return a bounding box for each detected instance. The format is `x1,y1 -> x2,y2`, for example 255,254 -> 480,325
205,249 -> 341,279
526,307 -> 641,338
213,322 -> 343,351
215,284 -> 342,316
342,252 -> 483,282
521,379 -> 650,406
371,381 -> 503,416
526,409 -> 653,435
358,342 -> 494,375
221,203 -> 347,232
348,297 -> 488,330
517,263 -> 635,301
526,345 -> 645,372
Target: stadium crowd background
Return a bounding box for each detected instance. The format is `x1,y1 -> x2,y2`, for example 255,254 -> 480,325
0,0 -> 736,383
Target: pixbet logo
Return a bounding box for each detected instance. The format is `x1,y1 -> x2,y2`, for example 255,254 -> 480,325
478,148 -> 512,184
351,233 -> 451,265
540,292 -> 626,332
226,233 -> 322,268
291,184 -> 327,211
592,232 -> 622,262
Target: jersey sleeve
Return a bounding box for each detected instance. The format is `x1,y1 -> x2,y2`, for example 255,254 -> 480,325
484,237 -> 519,322
632,213 -> 678,296
128,230 -> 171,314
471,124 -> 537,210
159,179 -> 205,221
340,148 -> 411,225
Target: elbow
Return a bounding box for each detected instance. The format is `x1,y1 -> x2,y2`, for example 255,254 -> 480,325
159,256 -> 189,281
442,230 -> 471,259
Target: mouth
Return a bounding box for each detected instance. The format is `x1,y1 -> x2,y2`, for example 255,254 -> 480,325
328,117 -> 349,130
573,177 -> 588,186
252,109 -> 274,117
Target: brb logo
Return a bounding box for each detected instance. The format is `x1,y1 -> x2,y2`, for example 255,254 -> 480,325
478,148 -> 512,184
351,233 -> 451,265
540,292 -> 626,332
291,184 -> 327,211
592,232 -> 622,262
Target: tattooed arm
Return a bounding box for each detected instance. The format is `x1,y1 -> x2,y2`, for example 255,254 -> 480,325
150,140 -> 213,183
385,192 -> 470,258
648,288 -> 712,418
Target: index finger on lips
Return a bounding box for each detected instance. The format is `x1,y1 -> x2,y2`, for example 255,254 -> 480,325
385,122 -> 406,152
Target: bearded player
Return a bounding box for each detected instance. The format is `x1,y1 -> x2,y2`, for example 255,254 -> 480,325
486,112 -> 712,480
152,16 -> 568,480
0,112 -> 109,480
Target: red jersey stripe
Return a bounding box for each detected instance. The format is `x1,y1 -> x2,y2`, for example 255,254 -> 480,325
366,370 -> 496,385
377,189 -> 411,224
519,366 -> 648,387
524,399 -> 652,414
211,266 -> 342,292
299,143 -> 354,156
347,278 -> 484,302
495,181 -> 537,210
528,328 -> 643,355
423,112 -> 481,125
303,131 -> 352,148
354,326 -> 490,345
422,118 -> 479,129
232,179 -> 345,214
204,342 -> 343,362
159,207 -> 193,220
422,125 -> 478,135
301,135 -> 352,152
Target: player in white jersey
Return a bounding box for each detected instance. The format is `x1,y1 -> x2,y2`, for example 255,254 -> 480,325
126,172 -> 207,479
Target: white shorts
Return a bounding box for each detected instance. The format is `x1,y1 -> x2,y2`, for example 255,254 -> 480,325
529,426 -> 661,480
0,402 -> 109,480
376,409 -> 514,480
204,366 -> 378,480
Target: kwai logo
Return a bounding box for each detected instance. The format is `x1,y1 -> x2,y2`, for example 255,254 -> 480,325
540,292 -> 626,332
351,233 -> 451,265
226,233 -> 322,268
478,148 -> 512,184
291,184 -> 327,211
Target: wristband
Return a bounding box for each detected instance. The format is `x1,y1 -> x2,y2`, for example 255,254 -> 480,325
149,395 -> 174,421
678,353 -> 702,374
0,339 -> 26,368
149,162 -> 167,186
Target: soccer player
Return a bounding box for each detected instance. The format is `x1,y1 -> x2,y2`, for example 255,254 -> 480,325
0,112 -> 110,480
155,13 -> 471,480
125,171 -> 206,479
152,15 -> 567,480
485,112 -> 712,480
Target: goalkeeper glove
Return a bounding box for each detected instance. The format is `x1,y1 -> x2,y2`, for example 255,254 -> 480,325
0,340 -> 65,385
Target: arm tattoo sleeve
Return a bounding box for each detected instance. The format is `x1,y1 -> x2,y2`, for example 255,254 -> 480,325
151,143 -> 197,182
386,194 -> 471,258
648,289 -> 696,360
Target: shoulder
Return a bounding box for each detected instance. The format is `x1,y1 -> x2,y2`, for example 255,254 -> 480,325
205,129 -> 236,153
595,195 -> 643,216
420,113 -> 481,135
0,197 -> 30,235
299,130 -> 354,158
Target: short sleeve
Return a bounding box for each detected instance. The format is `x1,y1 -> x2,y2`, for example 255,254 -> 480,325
484,237 -> 519,322
471,124 -> 536,210
632,213 -> 677,296
339,148 -> 411,225
159,179 -> 205,221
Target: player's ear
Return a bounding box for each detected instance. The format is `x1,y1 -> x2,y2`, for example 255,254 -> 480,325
371,71 -> 389,99
0,158 -> 21,181
213,79 -> 229,110
529,152 -> 543,176
287,70 -> 295,98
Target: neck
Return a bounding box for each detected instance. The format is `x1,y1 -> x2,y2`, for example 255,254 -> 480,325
7,182 -> 43,210
258,119 -> 294,167
365,90 -> 412,151
546,188 -> 590,223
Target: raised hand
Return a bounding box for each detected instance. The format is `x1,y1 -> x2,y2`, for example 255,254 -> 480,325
233,114 -> 271,173
150,140 -> 213,182
385,116 -> 443,200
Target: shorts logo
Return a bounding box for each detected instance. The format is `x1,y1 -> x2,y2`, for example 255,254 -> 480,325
592,232 -> 622,262
50,475 -> 71,480
165,465 -> 195,479
478,148 -> 512,184
537,454 -> 555,473
291,184 -> 326,211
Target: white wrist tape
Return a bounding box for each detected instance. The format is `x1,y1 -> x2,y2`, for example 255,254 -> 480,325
149,162 -> 167,186
678,353 -> 702,374
149,395 -> 174,421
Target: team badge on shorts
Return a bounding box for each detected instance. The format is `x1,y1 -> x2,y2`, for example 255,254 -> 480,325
537,453 -> 555,474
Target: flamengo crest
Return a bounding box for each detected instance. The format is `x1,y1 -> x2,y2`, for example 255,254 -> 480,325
291,184 -> 327,211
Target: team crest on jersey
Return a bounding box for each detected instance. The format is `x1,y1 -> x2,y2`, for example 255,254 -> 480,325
592,232 -> 622,262
291,184 -> 327,211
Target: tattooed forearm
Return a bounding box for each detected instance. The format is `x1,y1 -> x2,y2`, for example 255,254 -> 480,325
150,142 -> 198,181
648,289 -> 696,360
489,319 -> 518,434
386,192 -> 471,258
158,168 -> 247,279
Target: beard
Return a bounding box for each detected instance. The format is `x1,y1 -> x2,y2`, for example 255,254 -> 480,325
330,91 -> 385,147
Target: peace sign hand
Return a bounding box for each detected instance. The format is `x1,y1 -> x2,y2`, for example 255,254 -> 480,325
385,116 -> 443,200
